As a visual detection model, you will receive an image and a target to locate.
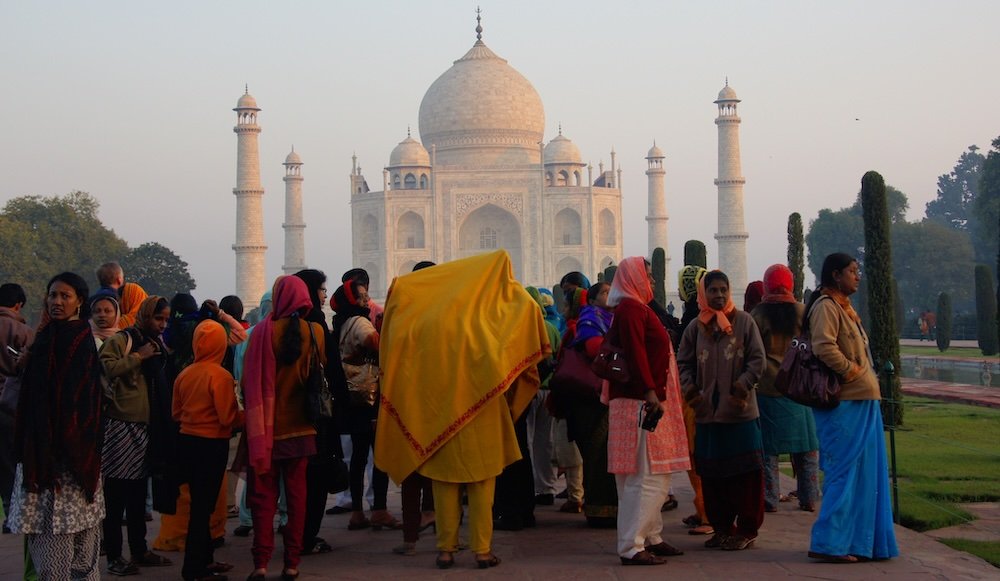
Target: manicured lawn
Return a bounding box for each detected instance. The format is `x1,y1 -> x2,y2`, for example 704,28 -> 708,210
938,539 -> 1000,568
899,345 -> 995,359
888,397 -> 1000,532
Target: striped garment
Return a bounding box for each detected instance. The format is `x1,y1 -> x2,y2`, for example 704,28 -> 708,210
100,416 -> 149,480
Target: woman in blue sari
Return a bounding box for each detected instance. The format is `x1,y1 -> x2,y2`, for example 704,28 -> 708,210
806,253 -> 898,563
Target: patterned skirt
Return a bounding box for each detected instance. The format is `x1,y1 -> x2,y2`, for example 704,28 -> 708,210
101,416 -> 149,480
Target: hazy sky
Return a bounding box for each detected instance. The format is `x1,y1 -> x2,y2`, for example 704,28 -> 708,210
2,0 -> 998,301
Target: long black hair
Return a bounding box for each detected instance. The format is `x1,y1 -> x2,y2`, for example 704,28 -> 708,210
804,252 -> 857,330
753,303 -> 800,338
294,269 -> 329,332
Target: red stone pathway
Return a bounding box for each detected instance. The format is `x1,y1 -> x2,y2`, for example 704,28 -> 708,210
901,377 -> 1000,409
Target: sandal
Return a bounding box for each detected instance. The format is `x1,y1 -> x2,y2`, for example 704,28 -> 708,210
620,550 -> 666,566
808,551 -> 858,563
347,513 -> 370,531
370,510 -> 402,531
133,551 -> 172,567
280,569 -> 299,581
689,524 -> 715,536
682,514 -> 701,527
475,553 -> 501,569
646,541 -> 684,557
392,542 -> 416,556
660,496 -> 679,512
435,551 -> 455,569
107,558 -> 139,576
721,535 -> 756,551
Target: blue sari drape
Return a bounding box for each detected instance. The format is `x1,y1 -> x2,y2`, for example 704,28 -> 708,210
810,400 -> 898,559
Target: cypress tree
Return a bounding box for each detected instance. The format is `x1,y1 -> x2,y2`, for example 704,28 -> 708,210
861,170 -> 903,425
937,292 -> 952,352
787,212 -> 805,301
974,264 -> 999,355
683,240 -> 707,269
652,247 -> 667,305
604,265 -> 617,284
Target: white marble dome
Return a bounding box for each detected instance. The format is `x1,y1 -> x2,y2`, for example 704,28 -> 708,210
715,84 -> 739,102
418,40 -> 544,165
647,143 -> 664,158
388,136 -> 430,167
284,149 -> 302,165
544,133 -> 582,165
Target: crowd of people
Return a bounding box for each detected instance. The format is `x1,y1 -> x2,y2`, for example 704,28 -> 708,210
0,250 -> 899,579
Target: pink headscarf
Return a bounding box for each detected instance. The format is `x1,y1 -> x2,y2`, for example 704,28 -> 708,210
241,276 -> 313,473
606,256 -> 653,307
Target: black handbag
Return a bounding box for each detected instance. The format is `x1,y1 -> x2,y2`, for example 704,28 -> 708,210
591,326 -> 630,384
774,296 -> 841,409
305,323 -> 333,423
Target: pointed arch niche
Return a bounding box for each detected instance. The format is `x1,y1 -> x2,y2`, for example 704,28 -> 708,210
396,211 -> 425,249
599,209 -> 616,246
458,204 -> 523,280
554,207 -> 582,246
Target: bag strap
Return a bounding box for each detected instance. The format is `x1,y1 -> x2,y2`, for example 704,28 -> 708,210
338,317 -> 365,363
802,294 -> 832,335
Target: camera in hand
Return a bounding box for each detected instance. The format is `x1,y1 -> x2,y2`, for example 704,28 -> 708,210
641,403 -> 663,432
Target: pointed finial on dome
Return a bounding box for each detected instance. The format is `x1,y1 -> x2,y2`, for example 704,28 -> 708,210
558,123 -> 562,136
407,125 -> 411,138
725,76 -> 729,87
291,144 -> 295,152
245,84 -> 249,95
475,6 -> 483,41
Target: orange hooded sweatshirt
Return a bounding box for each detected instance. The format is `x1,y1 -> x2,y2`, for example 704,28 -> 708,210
173,320 -> 242,438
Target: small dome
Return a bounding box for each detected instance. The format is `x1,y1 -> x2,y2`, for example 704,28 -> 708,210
715,84 -> 739,102
388,136 -> 430,167
235,92 -> 260,110
646,143 -> 664,158
544,133 -> 582,165
284,149 -> 302,165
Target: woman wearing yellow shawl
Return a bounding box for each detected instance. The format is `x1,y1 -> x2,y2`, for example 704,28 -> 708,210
375,251 -> 550,570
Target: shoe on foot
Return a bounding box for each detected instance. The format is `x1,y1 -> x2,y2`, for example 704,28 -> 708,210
721,534 -> 756,551
133,551 -> 172,566
660,496 -> 679,511
558,500 -> 582,513
107,558 -> 139,576
325,505 -> 352,515
688,524 -> 715,535
620,550 -> 666,566
348,511 -> 371,530
370,509 -> 402,530
233,525 -> 253,537
704,533 -> 729,548
534,493 -> 554,506
645,541 -> 684,557
555,489 -> 569,499
476,553 -> 501,568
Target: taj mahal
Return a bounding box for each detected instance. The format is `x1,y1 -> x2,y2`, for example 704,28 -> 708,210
230,16 -> 748,306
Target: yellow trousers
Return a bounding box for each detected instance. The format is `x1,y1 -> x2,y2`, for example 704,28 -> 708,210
432,478 -> 495,554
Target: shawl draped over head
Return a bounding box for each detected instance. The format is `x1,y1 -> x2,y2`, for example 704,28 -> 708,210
607,256 -> 653,307
242,276 -> 312,473
15,319 -> 103,501
697,271 -> 737,335
136,295 -> 167,335
678,265 -> 708,303
536,288 -> 565,334
762,264 -> 797,305
744,281 -> 764,312
331,279 -> 371,334
89,291 -> 121,342
572,303 -> 613,346
294,269 -> 329,331
375,250 -> 551,484
118,282 -> 148,328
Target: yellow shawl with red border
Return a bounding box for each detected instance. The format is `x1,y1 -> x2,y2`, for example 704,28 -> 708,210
375,251 -> 550,484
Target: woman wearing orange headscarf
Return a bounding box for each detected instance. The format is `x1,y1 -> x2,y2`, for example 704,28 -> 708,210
677,270 -> 766,551
118,282 -> 148,328
605,256 -> 690,566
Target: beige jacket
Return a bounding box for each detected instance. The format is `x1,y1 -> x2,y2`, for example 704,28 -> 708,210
808,296 -> 880,401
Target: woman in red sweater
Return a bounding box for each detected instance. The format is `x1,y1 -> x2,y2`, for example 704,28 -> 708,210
172,320 -> 242,580
605,257 -> 690,566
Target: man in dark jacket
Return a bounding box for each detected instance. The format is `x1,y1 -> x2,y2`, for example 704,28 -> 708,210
0,283 -> 35,522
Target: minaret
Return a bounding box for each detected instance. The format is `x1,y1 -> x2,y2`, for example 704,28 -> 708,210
282,147 -> 306,274
233,87 -> 266,309
645,142 -> 669,268
714,81 -> 749,293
